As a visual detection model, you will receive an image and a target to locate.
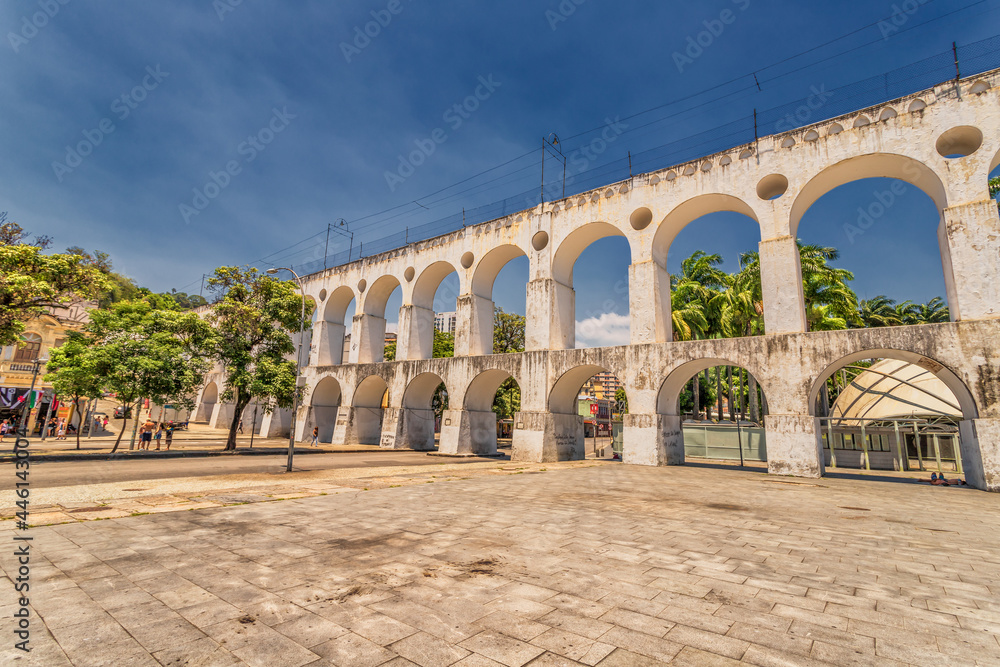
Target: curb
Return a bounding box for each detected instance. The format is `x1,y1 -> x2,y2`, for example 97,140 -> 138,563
1,447 -> 402,463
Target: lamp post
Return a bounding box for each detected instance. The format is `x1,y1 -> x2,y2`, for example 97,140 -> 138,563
267,267 -> 306,473
18,357 -> 47,438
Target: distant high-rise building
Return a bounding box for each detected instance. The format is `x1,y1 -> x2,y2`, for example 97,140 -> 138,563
434,311 -> 457,335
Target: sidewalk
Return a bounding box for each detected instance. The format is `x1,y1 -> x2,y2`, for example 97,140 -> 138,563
1,423 -> 389,461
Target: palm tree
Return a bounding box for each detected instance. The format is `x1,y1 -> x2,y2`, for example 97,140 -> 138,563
856,295 -> 900,328
799,243 -> 859,331
711,251 -> 763,338
670,278 -> 709,341
912,297 -> 949,323
893,300 -> 919,325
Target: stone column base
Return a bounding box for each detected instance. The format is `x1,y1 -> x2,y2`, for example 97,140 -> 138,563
260,407 -> 290,438
764,414 -> 823,478
623,414 -> 684,466
332,405 -> 383,445
209,402 -> 235,430
380,407 -> 436,450
960,419 -> 1000,492
438,409 -> 497,456
511,411 -> 584,462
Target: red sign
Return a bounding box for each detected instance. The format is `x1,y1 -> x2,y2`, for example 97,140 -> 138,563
590,403 -> 599,415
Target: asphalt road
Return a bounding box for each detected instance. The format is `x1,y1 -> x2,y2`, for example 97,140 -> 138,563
1,451 -> 503,490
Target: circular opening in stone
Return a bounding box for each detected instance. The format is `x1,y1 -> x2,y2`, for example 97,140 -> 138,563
460,252 -> 474,269
357,279 -> 367,293
403,267 -> 415,282
756,174 -> 789,201
318,289 -> 327,302
936,125 -> 983,158
629,207 -> 653,231
531,231 -> 549,252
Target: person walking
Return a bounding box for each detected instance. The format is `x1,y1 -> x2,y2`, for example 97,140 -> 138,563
102,416 -> 109,430
153,423 -> 163,450
0,419 -> 9,443
56,419 -> 67,440
164,422 -> 174,450
310,426 -> 319,446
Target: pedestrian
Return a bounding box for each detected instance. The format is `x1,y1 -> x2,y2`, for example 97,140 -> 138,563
0,419 -> 8,443
47,417 -> 57,437
238,419 -> 244,434
311,426 -> 319,446
164,422 -> 174,450
103,416 -> 109,430
153,422 -> 163,450
140,418 -> 154,450
56,419 -> 67,440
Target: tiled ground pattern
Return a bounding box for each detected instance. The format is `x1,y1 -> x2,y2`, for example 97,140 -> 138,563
2,464 -> 1000,666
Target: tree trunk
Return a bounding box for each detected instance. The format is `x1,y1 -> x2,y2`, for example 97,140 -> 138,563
225,395 -> 250,451
692,374 -> 700,420
703,369 -> 710,417
727,367 -> 736,422
73,397 -> 82,450
749,374 -> 759,423
109,404 -> 130,454
715,367 -> 722,422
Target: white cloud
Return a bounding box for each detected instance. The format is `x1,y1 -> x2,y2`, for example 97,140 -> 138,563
575,312 -> 630,349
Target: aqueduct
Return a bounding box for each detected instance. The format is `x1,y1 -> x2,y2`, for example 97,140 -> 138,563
197,69 -> 1000,491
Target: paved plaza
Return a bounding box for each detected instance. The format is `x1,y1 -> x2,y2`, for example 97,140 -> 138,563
3,462 -> 1000,666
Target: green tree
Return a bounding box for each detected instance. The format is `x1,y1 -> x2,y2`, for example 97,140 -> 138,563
85,301 -> 212,452
383,329 -> 454,361
855,295 -> 901,328
494,308 -> 526,353
204,267 -> 312,450
798,243 -> 858,331
0,213 -> 52,249
614,387 -> 628,415
44,333 -> 103,450
0,244 -> 109,346
912,296 -> 949,323
990,176 -> 999,211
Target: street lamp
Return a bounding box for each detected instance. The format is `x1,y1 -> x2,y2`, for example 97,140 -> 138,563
267,266 -> 306,473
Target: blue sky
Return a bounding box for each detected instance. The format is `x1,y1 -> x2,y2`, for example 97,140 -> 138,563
2,0 -> 999,347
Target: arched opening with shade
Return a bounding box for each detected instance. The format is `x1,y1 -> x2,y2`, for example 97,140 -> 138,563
316,286 -> 356,366
791,154 -> 954,329
470,244 -> 528,355
809,350 -> 979,477
547,364 -> 628,460
395,372 -> 448,450
403,262 -> 460,360
306,377 -> 342,444
443,368 -> 522,455
658,359 -> 769,465
351,375 -> 389,445
195,382 -> 218,422
356,275 -> 401,363
653,194 -> 763,341
551,222 -> 631,350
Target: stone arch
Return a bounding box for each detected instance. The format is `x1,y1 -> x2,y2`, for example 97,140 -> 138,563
471,245 -> 527,299
657,358 -> 766,416
396,371 -> 447,450
463,369 -> 516,412
806,349 -> 978,421
195,382 -> 218,422
990,144 -> 1000,176
352,375 -> 389,445
651,193 -> 760,267
308,376 -> 342,443
412,261 -> 460,309
362,274 -> 401,317
549,364 -> 614,414
789,153 -> 948,236
315,285 -> 356,366
551,222 -> 628,286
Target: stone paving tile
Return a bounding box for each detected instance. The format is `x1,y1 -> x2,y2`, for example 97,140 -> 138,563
8,464 -> 1000,665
